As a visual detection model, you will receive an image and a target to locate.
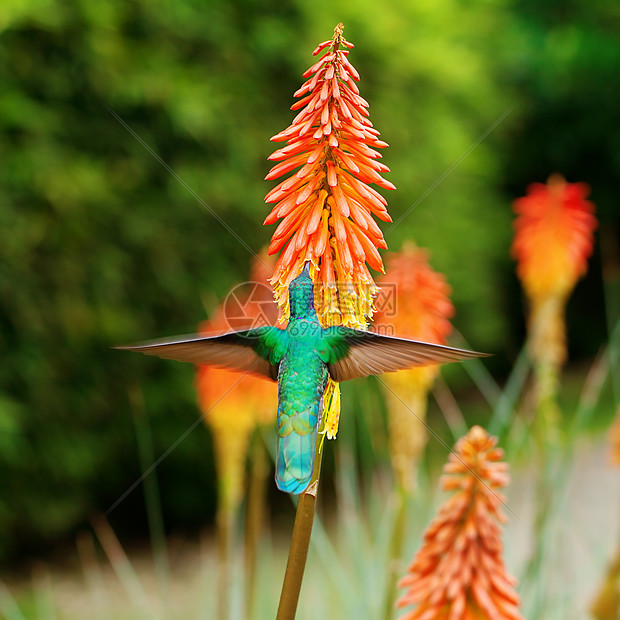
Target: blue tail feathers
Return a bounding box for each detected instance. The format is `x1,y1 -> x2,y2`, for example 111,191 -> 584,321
275,406 -> 318,494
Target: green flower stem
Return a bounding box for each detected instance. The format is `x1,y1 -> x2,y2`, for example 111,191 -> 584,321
382,489 -> 407,620
245,434 -> 269,620
129,386 -> 170,610
216,502 -> 234,620
533,358 -> 561,443
276,444 -> 324,620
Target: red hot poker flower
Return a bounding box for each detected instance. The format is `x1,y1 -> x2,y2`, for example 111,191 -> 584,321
397,426 -> 524,620
375,243 -> 455,492
375,243 -> 455,344
511,176 -> 597,435
512,174 -> 597,303
264,23 -> 395,328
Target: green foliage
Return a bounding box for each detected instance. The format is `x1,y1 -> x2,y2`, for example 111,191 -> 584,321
0,0 -> 616,562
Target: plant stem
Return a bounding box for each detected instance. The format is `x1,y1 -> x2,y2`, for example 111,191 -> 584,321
217,503 -> 234,620
91,516 -> 153,615
521,438 -> 561,619
245,434 -> 269,620
276,445 -> 324,620
129,386 -> 170,614
382,490 -> 407,620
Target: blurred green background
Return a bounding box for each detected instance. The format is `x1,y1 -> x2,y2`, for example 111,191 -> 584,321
0,0 -> 618,565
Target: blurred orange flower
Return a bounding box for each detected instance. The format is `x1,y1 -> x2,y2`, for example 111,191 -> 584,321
375,243 -> 455,492
397,426 -> 523,620
376,243 -> 454,343
512,174 -> 596,303
196,254 -> 278,509
264,22 -> 394,330
511,175 -> 597,434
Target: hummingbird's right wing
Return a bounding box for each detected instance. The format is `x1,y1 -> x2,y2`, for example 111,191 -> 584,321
320,327 -> 488,382
115,326 -> 288,381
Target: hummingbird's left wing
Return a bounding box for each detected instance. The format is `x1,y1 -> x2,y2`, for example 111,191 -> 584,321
116,326 -> 287,381
319,327 -> 488,383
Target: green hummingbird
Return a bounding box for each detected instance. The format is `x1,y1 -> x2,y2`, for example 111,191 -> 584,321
118,263 -> 486,494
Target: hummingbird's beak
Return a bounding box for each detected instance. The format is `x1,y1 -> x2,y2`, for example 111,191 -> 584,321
302,261 -> 311,275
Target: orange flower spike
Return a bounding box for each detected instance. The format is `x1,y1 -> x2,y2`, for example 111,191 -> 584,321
264,23 -> 394,330
512,175 -> 597,437
384,246 -> 455,344
397,426 -> 524,620
197,364 -> 267,510
512,174 -> 597,302
376,244 -> 455,492
196,254 -> 279,508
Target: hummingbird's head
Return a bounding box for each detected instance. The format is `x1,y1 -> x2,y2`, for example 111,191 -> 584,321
288,262 -> 316,319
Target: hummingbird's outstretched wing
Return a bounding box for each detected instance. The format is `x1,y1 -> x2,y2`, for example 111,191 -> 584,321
115,326 -> 287,381
320,327 -> 488,383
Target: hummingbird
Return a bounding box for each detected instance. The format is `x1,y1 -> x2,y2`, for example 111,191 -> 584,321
118,263 -> 486,494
